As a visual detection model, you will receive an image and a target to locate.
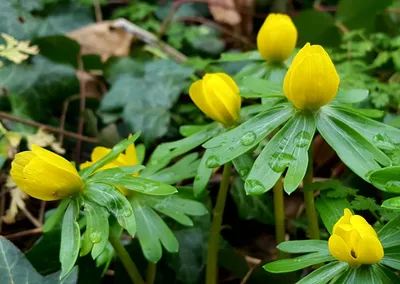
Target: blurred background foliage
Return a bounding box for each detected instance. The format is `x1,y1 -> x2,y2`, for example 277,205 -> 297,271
1,0 -> 400,283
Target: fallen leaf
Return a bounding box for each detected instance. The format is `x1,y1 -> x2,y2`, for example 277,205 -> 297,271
209,0 -> 241,26
26,128 -> 66,154
0,33 -> 39,64
2,177 -> 28,224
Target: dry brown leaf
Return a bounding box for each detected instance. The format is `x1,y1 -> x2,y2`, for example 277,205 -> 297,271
209,0 -> 242,26
2,177 -> 28,224
26,128 -> 66,154
68,21 -> 134,62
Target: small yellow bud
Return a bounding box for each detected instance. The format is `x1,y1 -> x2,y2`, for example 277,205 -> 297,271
257,13 -> 297,64
10,145 -> 83,201
328,209 -> 384,268
80,141 -> 138,196
189,73 -> 241,127
283,43 -> 340,110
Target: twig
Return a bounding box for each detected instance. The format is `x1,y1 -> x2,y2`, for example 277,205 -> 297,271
19,206 -> 42,228
58,95 -> 80,146
177,16 -> 255,48
4,228 -> 42,239
0,112 -> 98,143
75,57 -> 88,164
0,187 -> 5,233
240,264 -> 258,284
39,201 -> 46,224
93,0 -> 103,22
112,18 -> 188,63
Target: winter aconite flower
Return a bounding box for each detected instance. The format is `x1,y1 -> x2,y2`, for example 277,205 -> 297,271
283,43 -> 340,110
189,73 -> 241,127
328,209 -> 384,267
80,141 -> 138,196
257,13 -> 297,64
10,145 -> 83,201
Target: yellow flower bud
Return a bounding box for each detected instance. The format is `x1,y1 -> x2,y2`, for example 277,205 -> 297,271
257,13 -> 297,64
328,209 -> 384,268
10,145 -> 83,201
189,73 -> 241,127
80,141 -> 138,196
283,43 -> 340,110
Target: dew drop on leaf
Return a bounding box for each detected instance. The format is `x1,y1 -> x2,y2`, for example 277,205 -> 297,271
294,131 -> 312,148
206,155 -> 220,168
268,152 -> 296,172
90,232 -> 102,243
245,179 -> 265,194
385,180 -> 400,192
240,131 -> 257,146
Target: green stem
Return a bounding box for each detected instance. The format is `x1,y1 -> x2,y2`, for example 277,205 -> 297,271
206,162 -> 232,284
146,262 -> 156,284
303,148 -> 320,240
109,232 -> 145,284
273,177 -> 286,253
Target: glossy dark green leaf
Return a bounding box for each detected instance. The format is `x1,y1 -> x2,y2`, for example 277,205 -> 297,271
263,250 -> 335,273
131,198 -> 179,262
42,198 -> 70,233
80,133 -> 140,179
297,261 -> 348,284
277,240 -> 329,253
84,183 -> 136,237
203,105 -> 295,167
380,246 -> 400,270
145,153 -> 200,185
369,166 -> 400,193
138,192 -> 207,226
378,213 -> 400,248
83,201 -> 109,259
246,112 -> 315,194
143,122 -> 223,175
334,89 -> 369,104
60,199 -> 80,278
316,107 -> 390,182
315,195 -> 352,234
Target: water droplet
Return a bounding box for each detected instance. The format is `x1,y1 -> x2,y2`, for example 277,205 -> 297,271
373,134 -> 395,151
123,207 -> 133,217
268,152 -> 296,172
90,232 -> 102,243
206,155 -> 220,168
294,131 -> 312,148
239,169 -> 249,177
240,131 -> 257,146
245,179 -> 265,194
385,181 -> 400,193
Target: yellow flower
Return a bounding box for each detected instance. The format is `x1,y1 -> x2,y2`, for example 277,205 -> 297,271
80,141 -> 138,196
328,209 -> 384,267
257,13 -> 297,64
10,145 -> 83,201
283,43 -> 340,110
189,73 -> 241,127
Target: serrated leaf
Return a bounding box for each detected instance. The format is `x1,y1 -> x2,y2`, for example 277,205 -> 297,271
203,105 -> 295,167
246,112 -> 315,194
327,187 -> 358,198
350,196 -> 379,211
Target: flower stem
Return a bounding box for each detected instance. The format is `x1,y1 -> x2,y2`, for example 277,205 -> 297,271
146,262 -> 157,284
206,162 -> 232,284
273,177 -> 286,256
109,231 -> 145,284
303,147 -> 320,240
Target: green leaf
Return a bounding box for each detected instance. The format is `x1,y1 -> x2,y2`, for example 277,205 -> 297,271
378,213 -> 400,248
246,111 -> 315,194
263,250 -> 335,273
380,246 -> 400,270
0,237 -> 78,284
239,77 -> 284,98
382,197 -> 400,209
143,122 -> 223,176
316,107 -> 389,182
293,10 -> 340,46
138,192 -> 207,226
42,199 -> 70,233
234,62 -> 268,81
334,89 -> 369,104
193,149 -> 215,197
232,153 -> 254,180
60,199 -> 80,278
332,264 -> 400,283
350,196 -> 379,211
218,50 -> 262,62
303,179 -> 342,191
84,183 -> 136,237
315,195 -> 352,234
370,166 -> 400,193
104,57 -> 145,84
80,133 -> 140,179
146,153 -> 200,185
203,105 -> 295,167
231,177 -> 274,224
179,124 -> 210,137
297,262 -> 348,284
131,197 -> 179,262
83,200 -> 109,259
277,240 -> 329,253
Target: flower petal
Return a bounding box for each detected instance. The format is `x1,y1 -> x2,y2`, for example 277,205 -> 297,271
356,235 -> 384,264
328,235 -> 359,267
350,215 -> 378,239
332,208 -> 353,234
